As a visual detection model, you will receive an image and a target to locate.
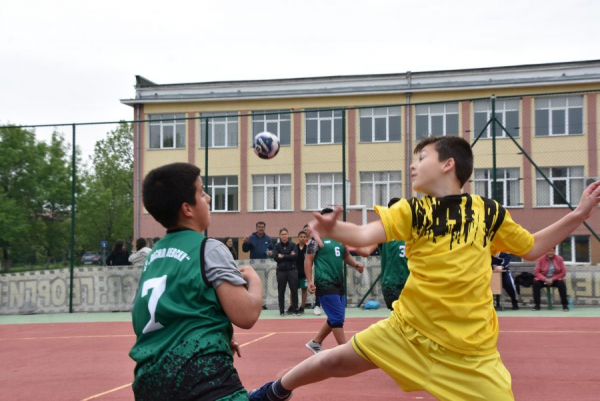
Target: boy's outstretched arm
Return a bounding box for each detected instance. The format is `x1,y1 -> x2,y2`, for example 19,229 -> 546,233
522,181 -> 600,260
216,265 -> 263,329
309,206 -> 387,248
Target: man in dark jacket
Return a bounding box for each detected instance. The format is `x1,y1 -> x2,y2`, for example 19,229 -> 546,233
273,228 -> 298,316
242,221 -> 273,259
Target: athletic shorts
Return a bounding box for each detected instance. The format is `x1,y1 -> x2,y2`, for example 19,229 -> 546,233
352,316 -> 514,401
298,278 -> 308,290
318,294 -> 346,328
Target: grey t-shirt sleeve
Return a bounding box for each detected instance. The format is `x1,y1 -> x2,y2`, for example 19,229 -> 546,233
204,239 -> 247,289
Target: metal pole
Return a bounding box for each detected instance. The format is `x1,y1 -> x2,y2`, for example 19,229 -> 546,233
204,117 -> 210,237
357,272 -> 382,308
69,124 -> 76,313
341,109 -> 348,297
491,95 -> 498,201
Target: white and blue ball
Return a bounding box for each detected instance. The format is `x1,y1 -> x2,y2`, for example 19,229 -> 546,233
253,131 -> 280,159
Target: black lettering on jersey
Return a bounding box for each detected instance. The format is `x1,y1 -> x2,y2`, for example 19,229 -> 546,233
482,197 -> 506,247
409,195 -> 482,250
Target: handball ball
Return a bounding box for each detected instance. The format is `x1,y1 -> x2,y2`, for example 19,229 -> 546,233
253,131 -> 280,159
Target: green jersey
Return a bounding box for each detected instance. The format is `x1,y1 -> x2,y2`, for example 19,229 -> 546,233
379,240 -> 409,302
130,229 -> 240,399
308,237 -> 346,296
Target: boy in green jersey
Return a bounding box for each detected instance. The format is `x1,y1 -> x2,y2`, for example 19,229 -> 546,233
350,198 -> 409,310
304,208 -> 364,354
129,163 -> 263,401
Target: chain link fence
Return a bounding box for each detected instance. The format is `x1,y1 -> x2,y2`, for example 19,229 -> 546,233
1,89 -> 599,314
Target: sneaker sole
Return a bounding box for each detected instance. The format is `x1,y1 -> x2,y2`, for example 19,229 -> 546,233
305,343 -> 320,354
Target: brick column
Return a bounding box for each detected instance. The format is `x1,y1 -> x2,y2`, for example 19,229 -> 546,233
240,111 -> 249,212
587,94 -> 598,178
461,101 -> 471,193
187,112 -> 196,164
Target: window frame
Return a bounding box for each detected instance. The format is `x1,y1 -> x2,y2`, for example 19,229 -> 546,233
305,173 -> 345,211
359,107 -> 402,143
251,174 -> 292,211
473,98 -> 520,139
359,171 -> 402,209
148,113 -> 186,149
305,109 -> 343,145
535,166 -> 585,207
200,112 -> 239,148
473,168 -> 521,207
415,102 -> 459,140
534,95 -> 584,137
252,110 -> 291,146
556,235 -> 590,264
206,175 -> 239,212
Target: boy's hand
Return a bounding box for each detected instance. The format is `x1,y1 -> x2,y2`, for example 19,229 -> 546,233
575,181 -> 600,219
239,265 -> 259,283
243,236 -> 249,244
230,338 -> 241,357
355,262 -> 364,273
308,281 -> 316,294
309,205 -> 343,246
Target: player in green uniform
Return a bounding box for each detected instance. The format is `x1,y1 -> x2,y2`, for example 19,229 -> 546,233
304,208 -> 363,354
350,198 -> 409,310
129,163 -> 263,400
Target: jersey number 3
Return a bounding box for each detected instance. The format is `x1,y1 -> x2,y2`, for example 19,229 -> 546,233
141,275 -> 167,334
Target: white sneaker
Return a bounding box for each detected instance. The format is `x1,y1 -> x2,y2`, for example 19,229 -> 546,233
305,340 -> 322,354
313,305 -> 322,316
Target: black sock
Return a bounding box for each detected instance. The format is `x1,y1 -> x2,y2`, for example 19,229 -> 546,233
267,378 -> 292,400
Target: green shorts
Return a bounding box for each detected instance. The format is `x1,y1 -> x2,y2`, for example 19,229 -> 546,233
298,278 -> 308,289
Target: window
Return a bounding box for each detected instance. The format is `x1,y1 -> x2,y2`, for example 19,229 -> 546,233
360,171 -> 402,208
416,102 -> 459,140
305,173 -> 344,210
473,99 -> 519,139
305,109 -> 343,144
206,176 -> 238,212
149,114 -> 186,149
252,174 -> 291,211
200,112 -> 238,148
535,96 -> 583,136
359,107 -> 401,142
252,110 -> 291,145
536,167 -> 584,206
557,235 -> 590,263
473,168 -> 521,207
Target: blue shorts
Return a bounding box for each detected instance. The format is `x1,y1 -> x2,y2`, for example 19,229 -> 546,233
318,294 -> 346,328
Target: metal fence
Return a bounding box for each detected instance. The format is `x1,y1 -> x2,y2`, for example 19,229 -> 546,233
1,89 -> 599,314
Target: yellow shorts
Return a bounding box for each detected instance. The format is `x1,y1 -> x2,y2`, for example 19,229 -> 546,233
352,316 -> 514,401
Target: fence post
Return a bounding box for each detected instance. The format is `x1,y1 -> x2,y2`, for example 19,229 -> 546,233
69,124 -> 76,313
491,95 -> 498,201
204,117 -> 209,237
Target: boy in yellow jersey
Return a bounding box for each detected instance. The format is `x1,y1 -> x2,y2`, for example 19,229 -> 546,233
249,136 -> 600,401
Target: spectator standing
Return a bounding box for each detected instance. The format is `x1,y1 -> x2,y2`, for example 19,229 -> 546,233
106,240 -> 131,266
293,231 -> 309,314
129,238 -> 152,268
225,237 -> 238,260
274,228 -> 298,316
242,222 -> 273,259
304,224 -> 322,315
532,249 -> 570,311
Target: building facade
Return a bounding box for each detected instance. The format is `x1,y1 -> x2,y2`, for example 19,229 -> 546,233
121,60 -> 600,263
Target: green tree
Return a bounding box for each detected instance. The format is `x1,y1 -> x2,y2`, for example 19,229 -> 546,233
0,126 -> 46,271
77,122 -> 134,255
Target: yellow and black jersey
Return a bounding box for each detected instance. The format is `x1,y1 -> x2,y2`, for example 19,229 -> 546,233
375,194 -> 534,356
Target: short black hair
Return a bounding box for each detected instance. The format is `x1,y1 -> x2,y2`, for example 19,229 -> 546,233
388,197 -> 401,208
414,136 -> 473,187
320,207 -> 334,215
298,230 -> 307,237
256,221 -> 266,228
143,163 -> 201,229
136,238 -> 147,250
279,228 -> 288,234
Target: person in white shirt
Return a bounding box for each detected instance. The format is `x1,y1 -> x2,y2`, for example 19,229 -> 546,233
129,238 -> 152,268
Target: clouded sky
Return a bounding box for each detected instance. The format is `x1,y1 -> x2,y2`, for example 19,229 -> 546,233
2,0 -> 599,127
